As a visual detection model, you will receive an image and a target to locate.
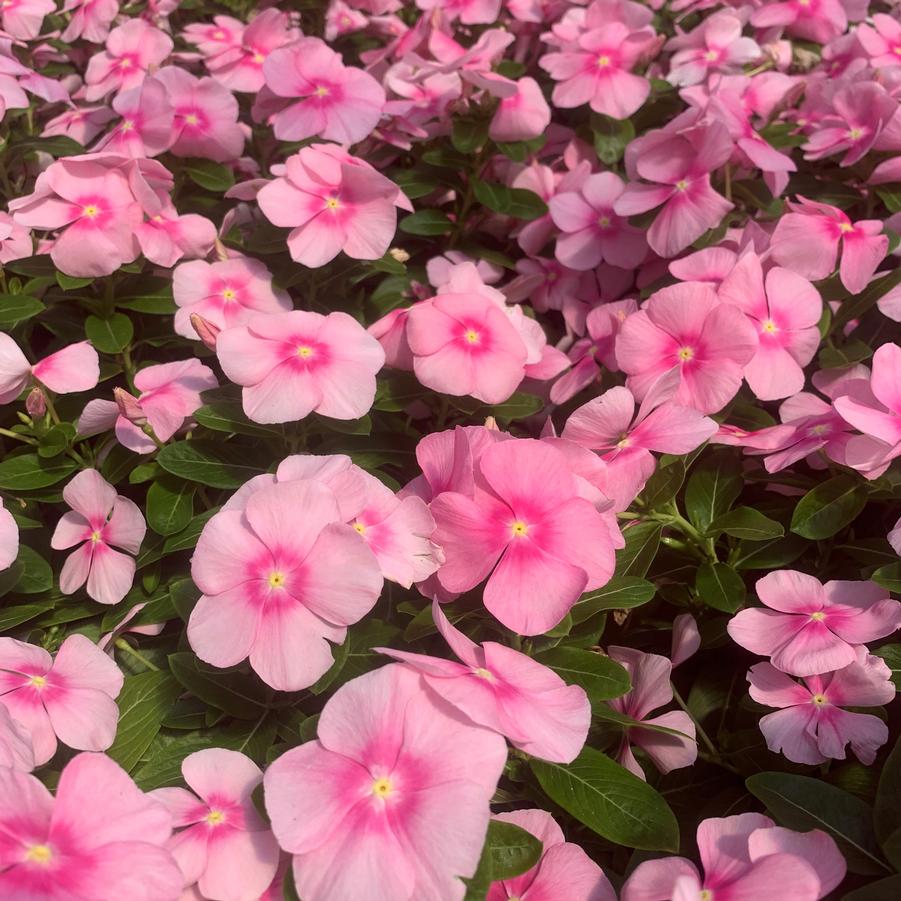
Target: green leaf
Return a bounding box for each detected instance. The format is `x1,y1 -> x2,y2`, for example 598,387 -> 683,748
874,644 -> 901,690
146,476 -> 195,536
615,521 -> 662,578
452,117 -> 490,153
485,820 -> 543,881
875,736 -> 901,843
0,294 -> 45,328
0,454 -> 77,490
106,671 -> 182,773
56,272 -> 93,291
707,507 -> 784,541
193,401 -> 282,438
399,210 -> 454,236
870,563 -> 901,594
531,748 -> 679,851
168,652 -> 269,720
533,647 -> 630,702
12,546 -> 53,594
390,170 -> 440,200
157,440 -> 264,488
746,772 -> 889,875
38,423 -> 75,459
115,279 -> 176,314
471,179 -> 548,220
832,267 -> 901,331
732,533 -> 807,570
790,475 -> 868,540
162,508 -> 218,556
85,313 -> 134,353
592,113 -> 635,165
640,459 -> 686,509
184,158 -> 235,192
570,576 -> 656,624
685,452 -> 742,530
819,339 -> 873,369
0,601 -> 54,631
695,561 -> 746,613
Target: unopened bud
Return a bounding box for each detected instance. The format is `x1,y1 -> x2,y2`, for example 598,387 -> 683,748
114,387 -> 146,425
25,387 -> 46,418
483,416 -> 500,431
190,313 -> 220,350
389,247 -> 410,264
214,238 -> 229,262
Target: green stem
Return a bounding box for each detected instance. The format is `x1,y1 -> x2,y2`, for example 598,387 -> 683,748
115,638 -> 160,672
0,427 -> 37,445
671,683 -> 722,762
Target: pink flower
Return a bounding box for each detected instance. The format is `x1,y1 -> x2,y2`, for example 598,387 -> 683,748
562,378 -> 717,510
187,480 -> 383,690
0,211 -> 31,264
749,651 -> 895,765
256,144 -> 409,268
0,497 -> 19,572
488,76 -> 551,142
616,282 -> 758,415
263,663 -> 507,901
857,13 -> 901,67
83,19 -> 173,101
672,613 -> 701,668
622,813 -> 843,901
151,749 -> 280,901
260,38 -> 385,144
0,704 -> 33,772
488,809 -> 616,901
549,172 -> 647,271
0,752 -> 183,901
173,257 -> 291,340
415,0 -> 501,24
666,12 -> 761,87
154,66 -> 245,163
94,76 -> 175,158
61,0 -> 120,44
379,601 -> 591,762
9,154 -> 144,277
718,253 -> 822,401
51,468 -> 146,605
615,121 -> 734,257
182,15 -> 243,60
430,438 -> 618,635
750,0 -> 848,45
216,310 -> 385,424
540,22 -> 657,120
728,570 -> 901,677
770,197 -> 888,295
0,337 -> 99,405
135,208 -> 217,268
0,634 -> 123,765
607,646 -> 697,779
0,0 -> 55,39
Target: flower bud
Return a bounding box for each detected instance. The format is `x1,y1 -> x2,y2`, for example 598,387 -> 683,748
190,313 -> 220,351
114,387 -> 146,425
25,387 -> 46,418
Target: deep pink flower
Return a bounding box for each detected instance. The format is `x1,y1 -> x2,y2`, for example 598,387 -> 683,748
61,0 -> 120,44
857,13 -> 901,67
728,570 -> 901,677
51,468 -> 146,605
256,144 -> 409,268
260,38 -> 385,144
182,15 -> 243,60
622,813 -> 842,901
0,337 -> 99,405
415,0 -> 500,23
0,634 -> 122,765
151,749 -> 280,901
667,12 -> 760,87
487,809 -> 616,901
616,282 -> 758,415
607,646 -> 697,779
489,76 -> 551,142
0,752 -> 183,900
749,651 -> 895,765
264,663 -> 507,901
173,257 -> 291,340
188,480 -> 383,690
83,19 -> 173,101
431,438 -> 618,635
750,0 -> 848,45
0,703 -> 33,772
94,76 -> 174,158
770,197 -> 888,295
216,310 -> 385,424
379,601 -> 591,762
0,497 -> 18,573
0,0 -> 55,39
549,172 -> 647,271
616,121 -> 734,257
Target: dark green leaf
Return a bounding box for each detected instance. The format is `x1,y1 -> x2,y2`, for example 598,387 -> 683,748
707,507 -> 784,541
592,114 -> 635,165
570,577 -> 656,624
146,476 -> 195,536
695,561 -> 746,613
685,452 -> 742,530
452,117 -> 489,153
399,210 -> 453,236
484,820 -> 543,880
184,158 -> 235,192
875,736 -> 901,843
640,459 -> 685,509
85,313 -> 134,353
0,294 -> 45,328
534,647 -> 630,702
471,179 -> 548,220
12,546 -> 53,594
790,475 -> 868,540
168,652 -> 269,720
871,563 -> 901,594
615,522 -> 662,578
874,644 -> 901,690
0,601 -> 54,631
842,874 -> 901,900
0,454 -> 77,490
158,440 -> 264,488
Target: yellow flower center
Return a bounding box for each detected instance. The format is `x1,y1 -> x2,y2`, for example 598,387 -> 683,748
296,345 -> 314,359
700,891 -> 714,901
810,611 -> 826,622
214,30 -> 225,39
473,667 -> 494,681
372,777 -> 393,798
894,46 -> 901,55
82,204 -> 99,218
205,809 -> 225,826
29,675 -> 47,690
325,197 -> 340,210
839,222 -> 854,233
464,329 -> 480,344
705,50 -> 718,62
598,215 -> 611,228
25,844 -> 52,865
119,57 -> 132,68
90,530 -> 102,543
677,346 -> 695,362
596,55 -> 611,68
353,522 -> 367,535
185,113 -> 200,126
121,119 -> 134,131
253,52 -> 265,64
510,521 -> 528,537
812,693 -> 828,706
268,571 -> 286,589
315,85 -> 330,97
762,319 -> 778,334
617,434 -> 631,448
675,179 -> 689,192
222,288 -> 236,301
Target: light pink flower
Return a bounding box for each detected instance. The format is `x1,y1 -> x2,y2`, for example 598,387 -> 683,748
0,211 -> 31,264
718,253 -> 822,401
770,197 -> 888,295
550,172 -> 647,271
151,749 -> 280,901
667,12 -> 761,87
42,105 -> 118,146
256,144 -> 409,268
135,208 -> 218,268
728,570 -> 901,677
415,0 -> 501,24
83,19 -> 173,101
51,468 -> 146,605
260,38 -> 385,144
607,646 -> 696,779
431,438 -> 617,635
488,809 -> 616,901
672,613 -> 701,668
0,0 -> 55,39
216,310 -> 385,424
154,66 -> 245,163
134,358 -> 219,443
182,15 -> 243,60
173,257 -> 291,340
622,813 -> 841,901
857,13 -> 901,67
0,704 -> 33,772
540,22 -> 657,120
0,336 -> 99,405
890,515 -> 901,556
264,663 -> 507,901
61,0 -> 120,44
0,634 -> 123,765
0,752 -> 183,901
749,651 -> 895,765
379,602 -> 591,762
0,497 -> 18,573
188,480 -> 383,690
94,76 -> 175,158
616,282 -> 758,415
489,76 -> 551,142
751,0 -> 848,45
